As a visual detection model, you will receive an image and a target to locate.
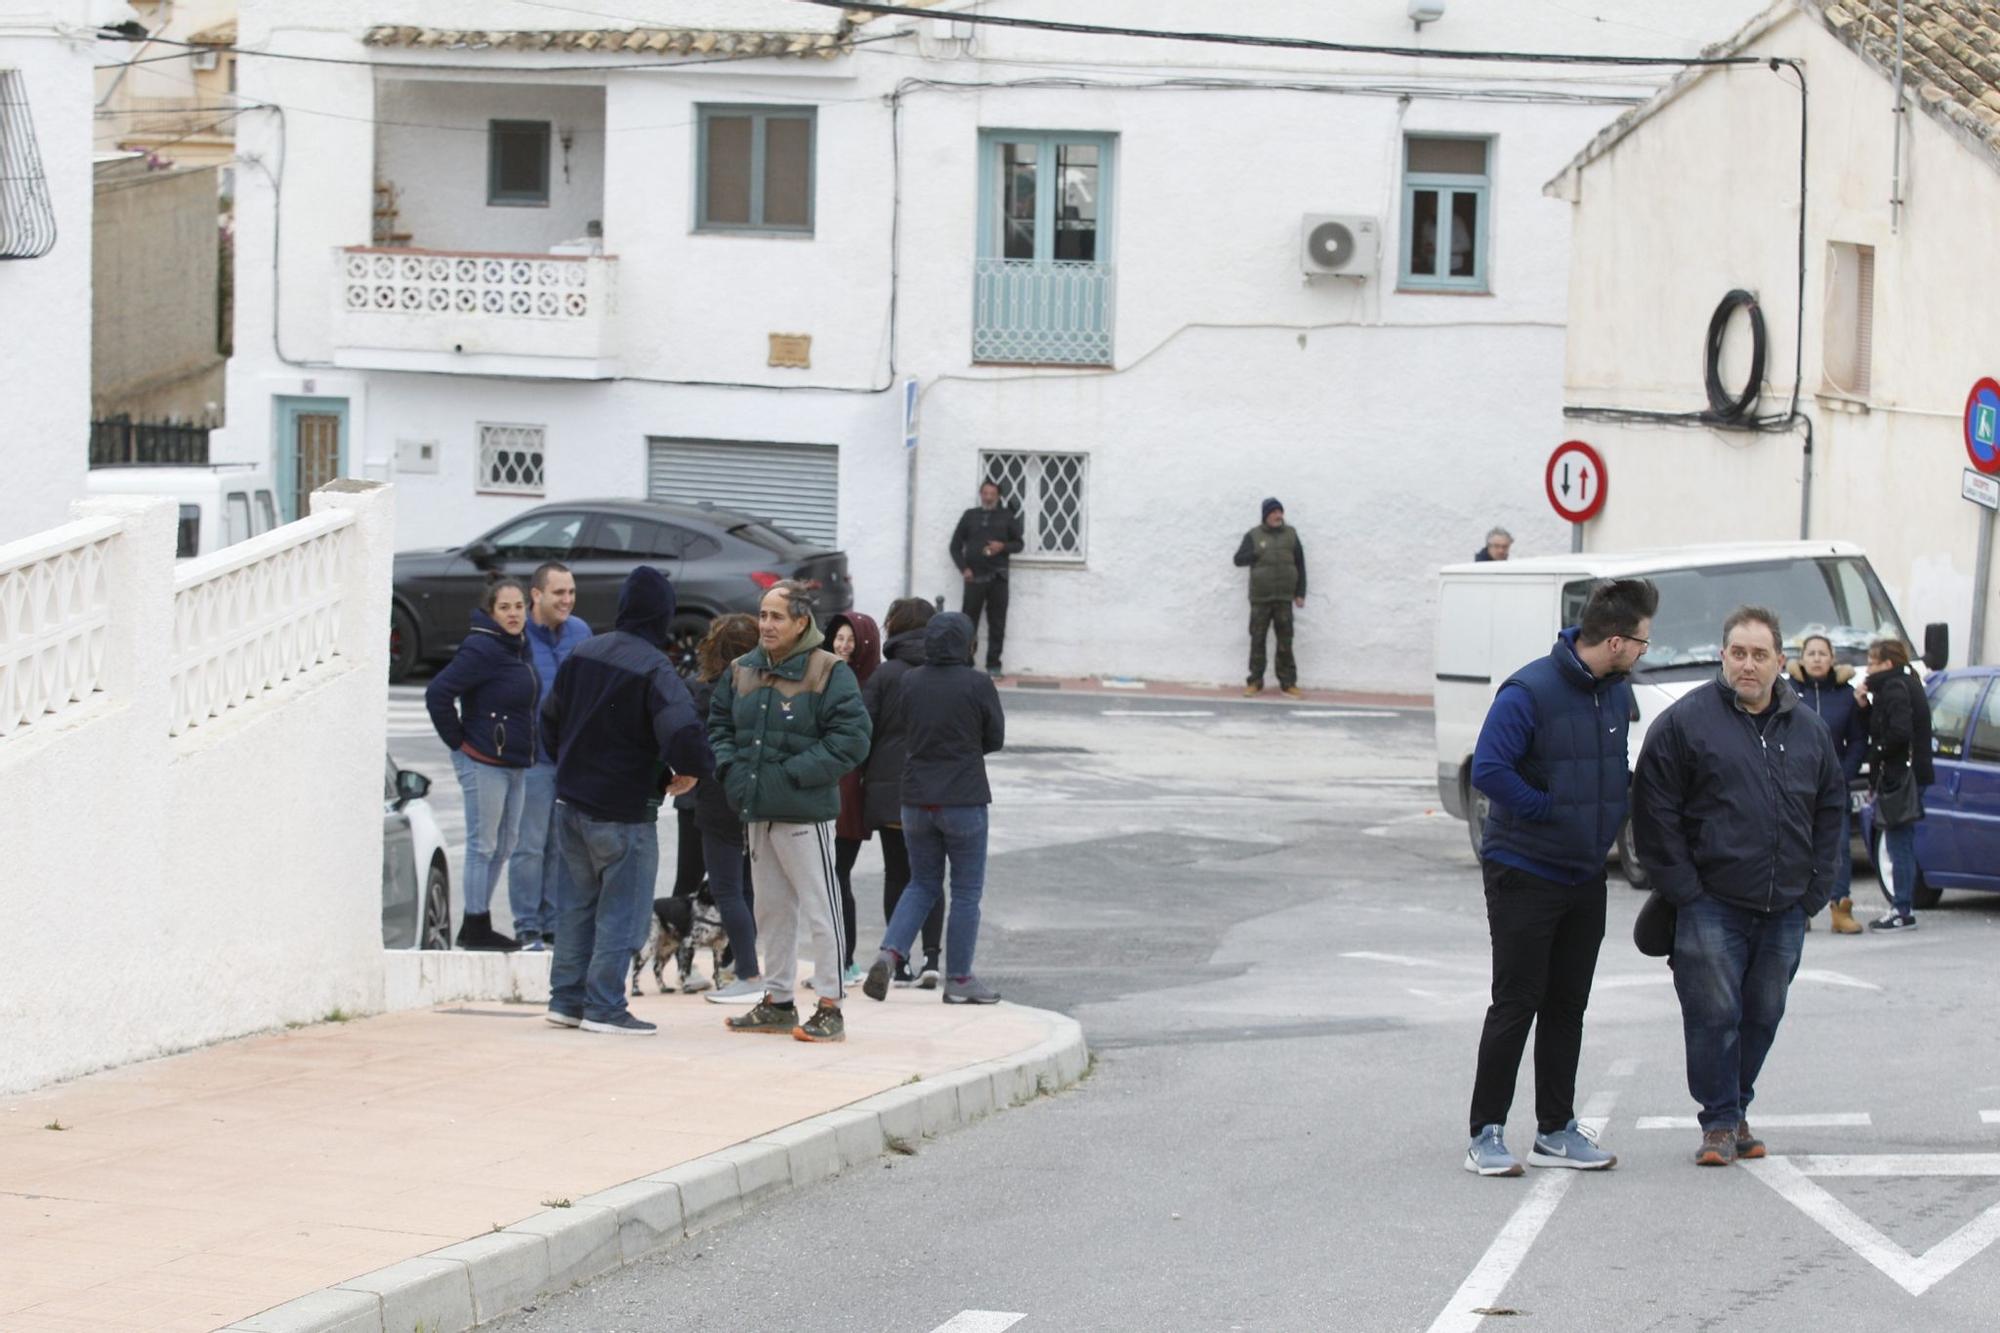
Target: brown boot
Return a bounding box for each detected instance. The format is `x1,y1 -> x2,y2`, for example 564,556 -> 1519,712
1830,898 -> 1862,934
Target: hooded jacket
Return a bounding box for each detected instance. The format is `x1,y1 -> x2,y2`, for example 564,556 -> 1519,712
1472,628 -> 1632,883
862,623 -> 931,830
827,612 -> 882,841
425,608 -> 540,767
707,616 -> 873,825
1631,672 -> 1846,915
893,613 -> 1005,807
1786,660 -> 1866,783
1865,663 -> 1935,792
539,567 -> 714,824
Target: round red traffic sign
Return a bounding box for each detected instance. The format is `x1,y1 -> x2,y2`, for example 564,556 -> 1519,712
1965,377 -> 2000,475
1546,440 -> 1607,523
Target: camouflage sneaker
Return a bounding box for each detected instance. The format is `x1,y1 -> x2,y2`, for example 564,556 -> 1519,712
793,1001 -> 846,1043
725,999 -> 797,1035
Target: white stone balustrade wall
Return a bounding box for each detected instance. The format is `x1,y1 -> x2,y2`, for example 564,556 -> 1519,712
0,516 -> 120,738
0,483 -> 395,1096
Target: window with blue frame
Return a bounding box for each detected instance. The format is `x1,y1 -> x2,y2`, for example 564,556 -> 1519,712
974,130 -> 1115,365
1400,135 -> 1491,291
697,105 -> 815,234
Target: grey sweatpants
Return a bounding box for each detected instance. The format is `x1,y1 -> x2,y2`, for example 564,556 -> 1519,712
747,820 -> 845,1005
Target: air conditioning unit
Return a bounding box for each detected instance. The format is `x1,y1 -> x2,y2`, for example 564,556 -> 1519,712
1301,214 -> 1378,278
190,48 -> 219,71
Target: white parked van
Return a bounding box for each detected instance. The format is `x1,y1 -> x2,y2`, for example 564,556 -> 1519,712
1434,540 -> 1946,885
85,464 -> 281,559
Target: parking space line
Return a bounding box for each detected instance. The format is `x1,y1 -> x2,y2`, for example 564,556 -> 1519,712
1288,709 -> 1403,719
1981,1110 -> 2000,1124
1425,1089 -> 1619,1333
1794,968 -> 1884,991
1745,1154 -> 2000,1296
1634,1113 -> 1871,1130
1097,709 -> 1215,717
1341,951 -> 1448,968
1791,1154 -> 2000,1176
928,1313 -> 1027,1333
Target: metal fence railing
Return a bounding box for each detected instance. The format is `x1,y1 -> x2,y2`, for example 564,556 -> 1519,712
89,416 -> 213,465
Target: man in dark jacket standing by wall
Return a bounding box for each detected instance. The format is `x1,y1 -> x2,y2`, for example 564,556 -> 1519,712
1632,606 -> 1846,1166
1463,577 -> 1656,1177
861,612 -> 1006,1006
949,479 -> 1025,678
540,567 -> 713,1036
1233,498 -> 1308,697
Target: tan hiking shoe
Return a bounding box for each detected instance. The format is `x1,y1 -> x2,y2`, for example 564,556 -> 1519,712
1830,898 -> 1862,934
1280,685 -> 1304,698
1735,1122 -> 1766,1159
1243,683 -> 1264,697
1695,1128 -> 1737,1166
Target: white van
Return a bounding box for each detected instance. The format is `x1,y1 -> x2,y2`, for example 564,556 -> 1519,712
1434,540 -> 1946,884
85,464 -> 281,559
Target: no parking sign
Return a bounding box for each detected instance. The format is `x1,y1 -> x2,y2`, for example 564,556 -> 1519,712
1965,377 -> 2000,475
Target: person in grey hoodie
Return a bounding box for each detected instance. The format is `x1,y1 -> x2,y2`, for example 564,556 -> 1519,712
861,613 -> 1006,1005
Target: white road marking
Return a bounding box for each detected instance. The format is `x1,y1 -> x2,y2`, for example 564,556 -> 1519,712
1098,678 -> 1146,690
1288,709 -> 1403,719
1744,1154 -> 2000,1296
1363,811 -> 1452,836
1593,973 -> 1674,990
1426,1089 -> 1620,1333
929,1313 -> 1027,1333
1607,1057 -> 1640,1078
1341,951 -> 1447,968
1634,1113 -> 1871,1130
1795,968 -> 1884,991
1098,709 -> 1215,717
1576,1087 -> 1619,1140
1982,1110 -> 2000,1124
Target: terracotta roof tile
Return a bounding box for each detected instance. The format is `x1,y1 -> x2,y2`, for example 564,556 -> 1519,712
360,24 -> 854,60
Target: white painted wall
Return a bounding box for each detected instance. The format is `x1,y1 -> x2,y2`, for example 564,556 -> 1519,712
0,483 -> 395,1096
0,6 -> 95,541
1557,5 -> 2000,663
375,79 -> 606,253
226,0 -> 1783,692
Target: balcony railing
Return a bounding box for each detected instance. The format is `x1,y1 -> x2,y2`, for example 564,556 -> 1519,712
332,247 -> 618,379
972,258 -> 1115,366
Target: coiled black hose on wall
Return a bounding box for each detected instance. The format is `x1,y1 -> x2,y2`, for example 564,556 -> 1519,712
1703,288 -> 1766,422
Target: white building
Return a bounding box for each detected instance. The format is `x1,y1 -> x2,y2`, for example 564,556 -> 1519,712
1,1 -> 98,540
1548,0 -> 2000,666
225,0 -> 1767,693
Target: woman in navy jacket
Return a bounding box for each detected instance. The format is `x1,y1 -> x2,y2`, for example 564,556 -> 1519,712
425,580 -> 539,950
1787,632 -> 1867,932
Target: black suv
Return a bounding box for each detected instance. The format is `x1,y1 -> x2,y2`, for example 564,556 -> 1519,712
390,499 -> 853,681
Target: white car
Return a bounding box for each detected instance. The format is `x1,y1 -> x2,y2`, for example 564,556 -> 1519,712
383,753 -> 455,949
85,462 -> 281,558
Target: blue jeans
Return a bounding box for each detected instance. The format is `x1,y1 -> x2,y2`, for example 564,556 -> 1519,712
507,762 -> 561,940
703,829 -> 758,978
548,803 -> 658,1023
1883,822 -> 1918,918
883,805 -> 988,979
451,751 -> 527,918
1671,895 -> 1806,1131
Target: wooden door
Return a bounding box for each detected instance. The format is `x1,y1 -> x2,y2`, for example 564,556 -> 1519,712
294,412 -> 343,519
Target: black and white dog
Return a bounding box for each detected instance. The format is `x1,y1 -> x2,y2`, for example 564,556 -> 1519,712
631,896 -> 729,996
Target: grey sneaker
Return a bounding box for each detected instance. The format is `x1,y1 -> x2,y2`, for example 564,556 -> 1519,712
545,1008 -> 582,1029
943,975 -> 1000,1005
1529,1119 -> 1617,1170
703,975 -> 764,1004
1465,1124 -> 1523,1177
863,950 -> 896,1002
679,969 -> 714,995
580,1012 -> 657,1036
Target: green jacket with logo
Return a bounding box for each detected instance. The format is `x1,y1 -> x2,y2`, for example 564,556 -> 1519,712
1233,524 -> 1307,602
706,623 -> 873,825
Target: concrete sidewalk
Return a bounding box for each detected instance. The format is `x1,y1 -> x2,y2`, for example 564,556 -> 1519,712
0,979 -> 1084,1333
997,673 -> 1430,709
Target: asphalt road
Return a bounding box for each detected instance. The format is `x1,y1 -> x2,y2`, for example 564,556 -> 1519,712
426,686 -> 2000,1333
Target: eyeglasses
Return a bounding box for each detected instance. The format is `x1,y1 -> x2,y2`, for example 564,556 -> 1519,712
1619,635 -> 1650,648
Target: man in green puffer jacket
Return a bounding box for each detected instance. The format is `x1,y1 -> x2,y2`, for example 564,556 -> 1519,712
1232,496 -> 1309,697
707,580 -> 872,1043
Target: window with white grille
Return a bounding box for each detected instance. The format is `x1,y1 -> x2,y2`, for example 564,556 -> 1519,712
979,450 -> 1088,561
478,423 -> 546,495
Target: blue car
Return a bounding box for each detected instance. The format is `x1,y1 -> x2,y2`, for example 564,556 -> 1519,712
1860,664 -> 2000,908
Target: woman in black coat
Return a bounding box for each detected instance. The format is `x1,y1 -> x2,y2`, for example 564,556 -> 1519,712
861,598 -> 945,987
1860,636 -> 1935,930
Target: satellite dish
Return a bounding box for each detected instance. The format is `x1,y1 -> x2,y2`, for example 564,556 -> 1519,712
1306,220 -> 1355,270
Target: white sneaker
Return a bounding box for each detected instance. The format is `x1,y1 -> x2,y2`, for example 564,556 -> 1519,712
703,975 -> 765,1004
680,971 -> 714,994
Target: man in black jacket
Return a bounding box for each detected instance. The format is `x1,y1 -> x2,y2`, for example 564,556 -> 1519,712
1631,606 -> 1845,1166
540,567 -> 715,1036
860,613 -> 1006,1005
949,479 -> 1025,677
862,597 -> 945,987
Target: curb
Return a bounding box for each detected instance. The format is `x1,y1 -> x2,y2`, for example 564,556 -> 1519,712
219,1007 -> 1087,1333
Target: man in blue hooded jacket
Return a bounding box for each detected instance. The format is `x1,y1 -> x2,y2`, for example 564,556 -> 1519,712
1462,577 -> 1657,1176
540,567 -> 713,1035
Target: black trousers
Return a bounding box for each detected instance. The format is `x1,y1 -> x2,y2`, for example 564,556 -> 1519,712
1468,858 -> 1607,1138
878,825 -> 943,958
835,836 -> 862,969
671,808 -> 706,900
962,576 -> 1010,670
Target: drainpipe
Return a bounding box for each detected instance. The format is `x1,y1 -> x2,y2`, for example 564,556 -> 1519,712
1890,0 -> 1906,231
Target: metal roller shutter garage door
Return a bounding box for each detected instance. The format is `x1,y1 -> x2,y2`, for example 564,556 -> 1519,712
645,438 -> 840,549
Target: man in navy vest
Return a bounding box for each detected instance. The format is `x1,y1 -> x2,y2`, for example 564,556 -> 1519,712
1463,578 -> 1657,1177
